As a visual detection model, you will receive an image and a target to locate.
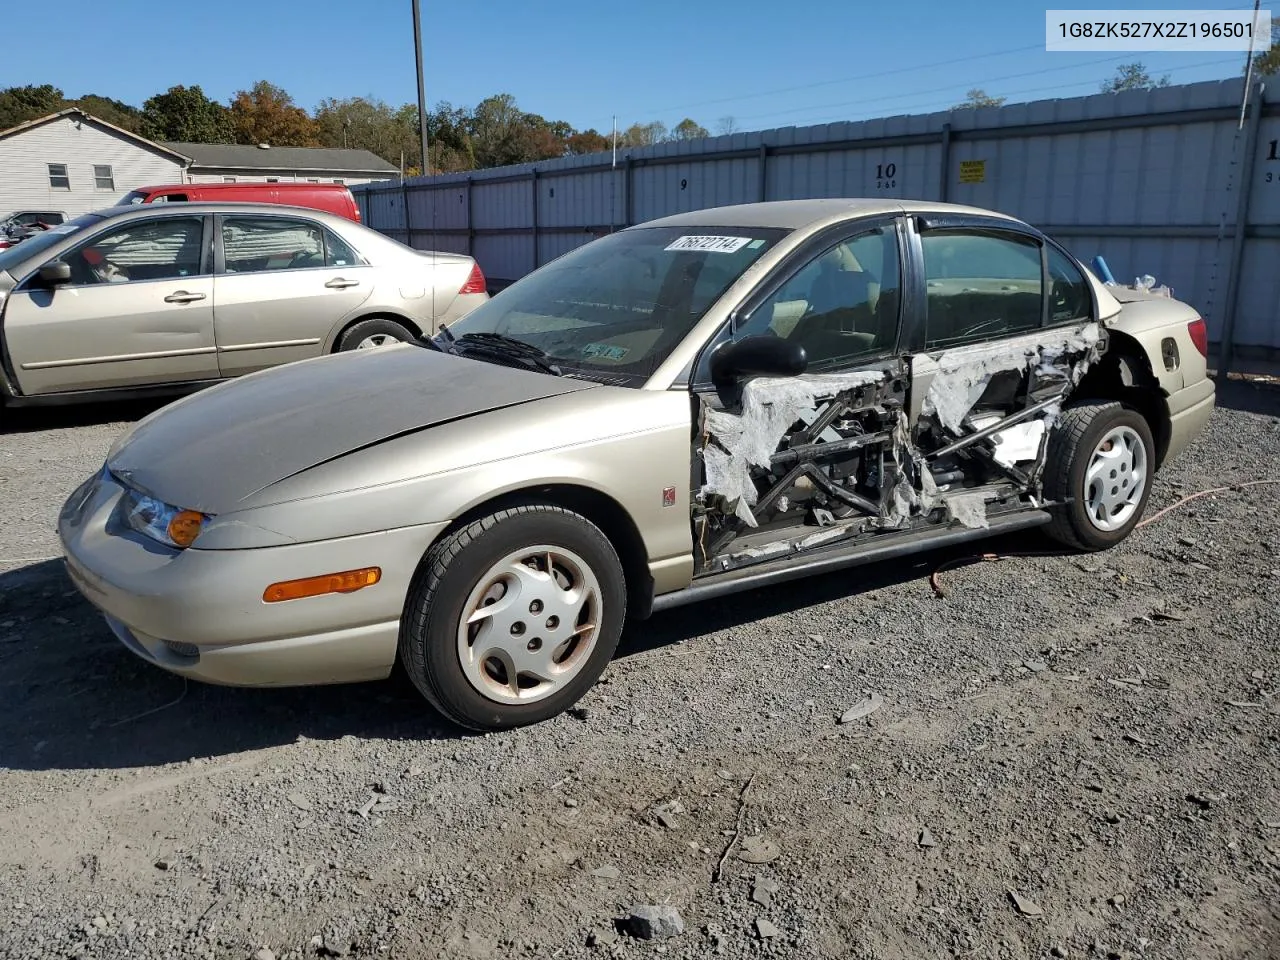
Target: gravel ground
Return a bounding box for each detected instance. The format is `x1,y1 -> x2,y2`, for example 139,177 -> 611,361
1,383 -> 1278,960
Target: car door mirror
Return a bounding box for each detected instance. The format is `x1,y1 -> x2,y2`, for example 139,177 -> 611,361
37,261 -> 72,286
709,334 -> 807,390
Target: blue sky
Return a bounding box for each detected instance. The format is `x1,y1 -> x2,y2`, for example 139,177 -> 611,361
3,0 -> 1265,134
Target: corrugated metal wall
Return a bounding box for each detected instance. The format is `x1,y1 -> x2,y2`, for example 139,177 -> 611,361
354,78 -> 1280,373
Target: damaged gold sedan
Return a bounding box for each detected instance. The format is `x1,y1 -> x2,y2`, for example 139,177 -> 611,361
58,199 -> 1215,730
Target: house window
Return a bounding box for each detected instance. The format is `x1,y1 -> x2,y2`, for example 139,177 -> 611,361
334,178 -> 345,184
223,177 -> 237,183
94,165 -> 115,190
266,177 -> 280,183
48,163 -> 70,189
307,178 -> 320,183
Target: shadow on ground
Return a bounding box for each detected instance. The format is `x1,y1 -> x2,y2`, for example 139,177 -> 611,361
0,397 -> 172,435
0,530 -> 1050,773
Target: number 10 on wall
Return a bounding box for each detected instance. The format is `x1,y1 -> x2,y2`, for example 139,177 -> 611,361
875,162 -> 897,189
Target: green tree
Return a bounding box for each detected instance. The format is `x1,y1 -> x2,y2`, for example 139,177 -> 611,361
70,94 -> 143,132
141,84 -> 233,143
672,118 -> 710,141
0,84 -> 67,130
620,121 -> 667,147
229,81 -> 320,147
952,88 -> 1006,110
1100,62 -> 1171,93
316,96 -> 417,168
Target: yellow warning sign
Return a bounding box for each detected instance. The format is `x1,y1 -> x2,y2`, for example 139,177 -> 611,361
958,160 -> 986,184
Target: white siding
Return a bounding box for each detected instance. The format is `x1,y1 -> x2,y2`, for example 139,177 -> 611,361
0,117 -> 185,216
187,169 -> 393,187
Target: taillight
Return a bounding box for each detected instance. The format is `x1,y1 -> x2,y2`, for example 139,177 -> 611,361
458,262 -> 486,295
1187,316 -> 1208,359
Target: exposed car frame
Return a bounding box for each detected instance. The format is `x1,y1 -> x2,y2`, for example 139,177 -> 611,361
57,199 -> 1215,731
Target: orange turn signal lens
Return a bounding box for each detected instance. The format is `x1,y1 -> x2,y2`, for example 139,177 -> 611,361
167,510 -> 207,548
263,567 -> 381,603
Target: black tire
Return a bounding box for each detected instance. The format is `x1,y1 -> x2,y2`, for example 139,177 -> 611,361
398,504 -> 626,731
1042,400 -> 1155,551
335,318 -> 415,352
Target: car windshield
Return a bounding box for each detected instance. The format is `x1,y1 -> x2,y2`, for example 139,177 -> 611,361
440,225 -> 789,385
115,191 -> 148,206
0,214 -> 102,274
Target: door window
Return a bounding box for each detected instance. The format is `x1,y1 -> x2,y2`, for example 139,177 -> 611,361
921,231 -> 1043,349
733,226 -> 902,370
222,217 -> 328,273
61,217 -> 205,285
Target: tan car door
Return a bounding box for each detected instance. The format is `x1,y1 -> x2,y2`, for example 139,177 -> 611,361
212,214 -> 373,377
2,214 -> 217,396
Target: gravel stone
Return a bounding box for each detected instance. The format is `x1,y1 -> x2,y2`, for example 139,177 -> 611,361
624,904 -> 683,940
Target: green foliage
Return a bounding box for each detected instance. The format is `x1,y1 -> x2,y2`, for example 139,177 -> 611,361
1100,62 -> 1171,93
2,79 -> 733,173
0,84 -> 66,130
140,85 -> 233,143
952,88 -> 1006,110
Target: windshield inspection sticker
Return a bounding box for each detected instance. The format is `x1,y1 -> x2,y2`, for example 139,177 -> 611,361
583,342 -> 629,360
665,235 -> 753,254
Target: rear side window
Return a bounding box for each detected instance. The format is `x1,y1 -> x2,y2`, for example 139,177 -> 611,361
324,229 -> 363,267
222,217 -> 326,273
1047,246 -> 1092,324
922,231 -> 1043,349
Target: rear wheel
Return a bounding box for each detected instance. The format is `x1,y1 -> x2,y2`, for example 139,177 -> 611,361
1043,400 -> 1155,551
336,318 -> 415,352
398,504 -> 626,731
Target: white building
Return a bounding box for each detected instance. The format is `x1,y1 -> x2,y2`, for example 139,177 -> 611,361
0,109 -> 399,218
161,141 -> 399,186
0,111 -> 186,217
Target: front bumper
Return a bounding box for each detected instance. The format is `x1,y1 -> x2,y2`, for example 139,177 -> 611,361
58,469 -> 448,687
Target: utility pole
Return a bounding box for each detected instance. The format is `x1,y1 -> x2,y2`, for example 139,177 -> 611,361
412,0 -> 430,175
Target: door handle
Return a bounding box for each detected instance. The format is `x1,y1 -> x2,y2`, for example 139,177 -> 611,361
325,278 -> 360,289
164,291 -> 207,304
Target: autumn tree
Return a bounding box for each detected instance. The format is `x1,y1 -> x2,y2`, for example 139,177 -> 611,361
672,118 -> 710,141
1100,62 -> 1170,93
141,84 -> 233,143
0,84 -> 66,130
952,88 -> 1006,109
1247,22 -> 1280,76
566,129 -> 610,154
230,81 -> 320,146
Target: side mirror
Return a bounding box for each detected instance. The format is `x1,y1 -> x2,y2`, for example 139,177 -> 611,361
38,261 -> 72,286
710,334 -> 807,389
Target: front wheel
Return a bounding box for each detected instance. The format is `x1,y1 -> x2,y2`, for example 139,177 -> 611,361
1042,400 -> 1155,551
398,505 -> 626,731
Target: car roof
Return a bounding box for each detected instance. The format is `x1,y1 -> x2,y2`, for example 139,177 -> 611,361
635,199 -> 1022,232
86,202 -> 354,224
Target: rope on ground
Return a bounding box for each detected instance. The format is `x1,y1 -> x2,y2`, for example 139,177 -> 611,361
928,479 -> 1280,598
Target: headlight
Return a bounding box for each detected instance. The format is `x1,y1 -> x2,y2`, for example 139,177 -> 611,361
122,488 -> 209,549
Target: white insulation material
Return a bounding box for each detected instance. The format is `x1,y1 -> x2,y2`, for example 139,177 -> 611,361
923,323 -> 1101,434
701,370 -> 886,525
945,491 -> 991,529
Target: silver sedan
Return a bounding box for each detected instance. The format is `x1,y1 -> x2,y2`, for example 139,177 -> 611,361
0,202 -> 487,406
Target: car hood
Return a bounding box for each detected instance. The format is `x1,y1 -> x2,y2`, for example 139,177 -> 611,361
106,345 -> 598,514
